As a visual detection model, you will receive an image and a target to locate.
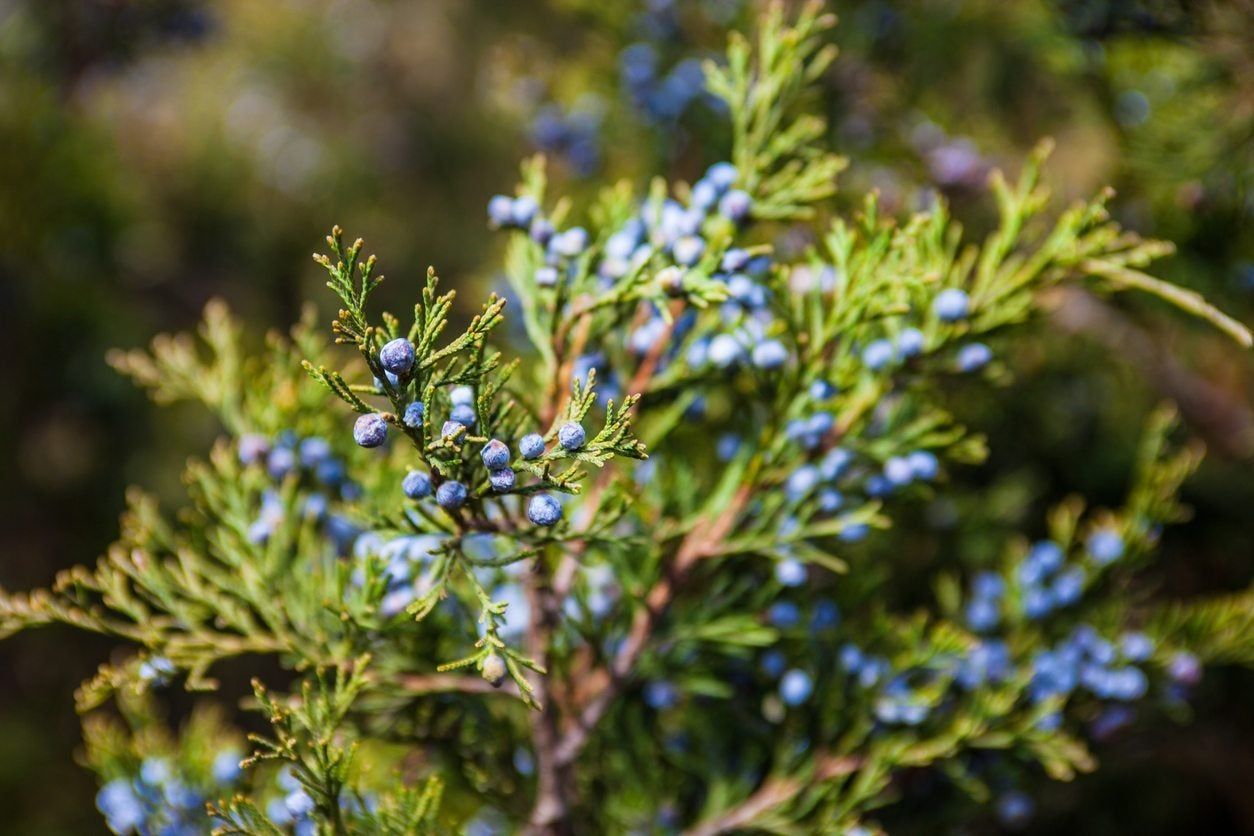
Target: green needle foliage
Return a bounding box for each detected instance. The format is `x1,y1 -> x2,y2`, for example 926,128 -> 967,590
1,4 -> 1250,834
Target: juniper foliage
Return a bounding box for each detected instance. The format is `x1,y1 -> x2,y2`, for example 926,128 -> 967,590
2,4 -> 1251,834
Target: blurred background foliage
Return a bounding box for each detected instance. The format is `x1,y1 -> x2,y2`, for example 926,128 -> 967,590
0,0 -> 1249,832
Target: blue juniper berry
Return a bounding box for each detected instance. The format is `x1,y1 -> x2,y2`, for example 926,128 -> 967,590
450,403 -> 477,427
402,470 -> 432,500
379,338 -> 415,376
896,327 -> 926,358
489,468 -> 516,492
779,669 -> 814,706
933,288 -> 970,321
481,439 -> 511,470
527,494 -> 563,526
719,189 -> 752,222
519,433 -> 546,459
956,342 -> 992,371
862,338 -> 895,371
558,422 -> 587,451
1087,528 -> 1125,565
535,266 -> 559,287
353,413 -> 388,448
752,340 -> 789,369
402,401 -> 424,429
436,480 -> 468,509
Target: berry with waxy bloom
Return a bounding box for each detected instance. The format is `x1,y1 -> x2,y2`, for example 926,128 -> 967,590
519,433 -> 546,459
956,342 -> 992,371
752,340 -> 789,369
933,288 -> 970,321
450,403 -> 477,427
353,413 -> 388,448
558,422 -> 586,450
896,327 -> 925,358
489,468 -> 516,491
487,195 -> 513,227
379,338 -> 415,375
436,480 -> 468,509
862,338 -> 895,371
535,266 -> 559,287
528,493 -> 562,526
1087,528 -> 1125,565
402,401 -> 424,428
780,669 -> 814,706
719,189 -> 752,222
481,439 -> 511,470
402,470 -> 431,499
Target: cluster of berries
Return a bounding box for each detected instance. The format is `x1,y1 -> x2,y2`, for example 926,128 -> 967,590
619,42 -> 717,125
529,96 -> 603,177
860,288 -> 990,374
96,752 -> 241,835
486,194 -> 590,284
237,432 -> 357,545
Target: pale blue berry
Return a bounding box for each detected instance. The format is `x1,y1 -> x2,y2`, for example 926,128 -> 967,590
285,789 -> 315,818
212,751 -> 242,785
402,401 -> 424,428
519,433 -> 545,459
774,558 -> 807,587
299,437 -> 331,467
558,422 -> 586,450
862,338 -> 895,371
450,403 -> 477,427
956,342 -> 992,371
530,217 -> 555,245
707,333 -> 743,367
719,189 -> 752,222
511,195 -> 539,227
238,433 -> 269,465
883,456 -> 914,486
752,340 -> 789,369
488,194 -> 513,227
1087,528 -> 1125,565
481,439 -> 510,469
690,179 -> 718,210
720,248 -> 750,272
267,446 -> 297,480
535,266 -> 559,287
706,161 -> 737,191
672,235 -> 705,266
528,493 -> 562,526
1120,631 -> 1155,662
907,450 -> 938,480
780,669 -> 813,706
450,385 -> 475,406
488,468 -> 515,491
1051,567 -> 1085,605
441,420 -> 464,439
353,413 -> 388,448
436,480 -> 468,509
933,288 -> 970,321
379,338 -> 415,375
817,488 -> 844,513
551,227 -> 588,258
896,327 -> 925,358
784,465 -> 820,501
402,470 -> 431,499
